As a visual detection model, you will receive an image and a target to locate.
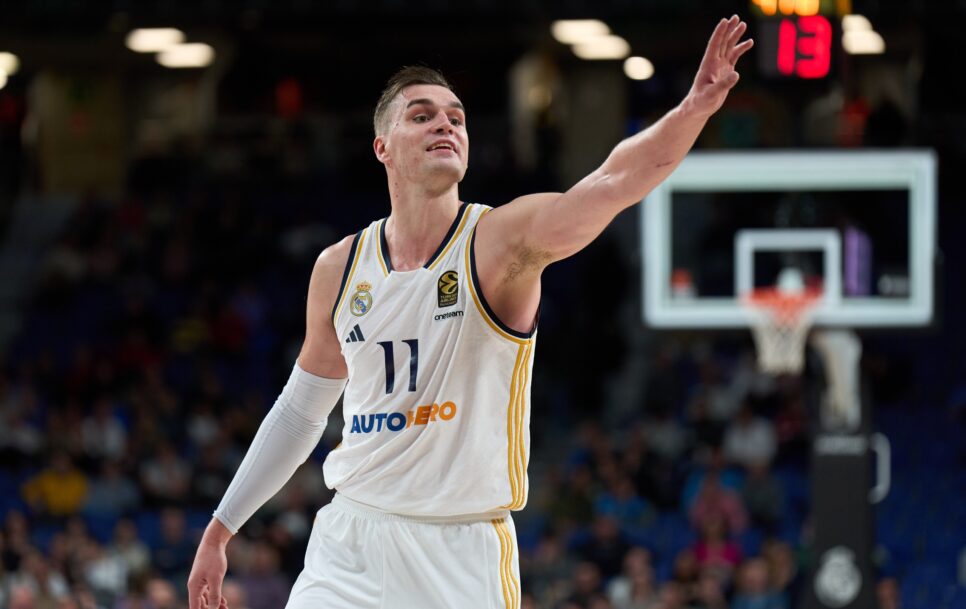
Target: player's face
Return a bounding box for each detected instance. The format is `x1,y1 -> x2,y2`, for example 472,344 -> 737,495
376,84 -> 469,185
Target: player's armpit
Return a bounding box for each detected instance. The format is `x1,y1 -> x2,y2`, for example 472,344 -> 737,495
299,235 -> 355,378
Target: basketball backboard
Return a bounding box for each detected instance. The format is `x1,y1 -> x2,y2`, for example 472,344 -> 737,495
642,150 -> 937,329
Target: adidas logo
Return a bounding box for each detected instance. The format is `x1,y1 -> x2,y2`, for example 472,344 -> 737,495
345,324 -> 366,343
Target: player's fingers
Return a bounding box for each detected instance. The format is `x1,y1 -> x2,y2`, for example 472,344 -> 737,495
724,20 -> 747,53
705,18 -> 729,60
187,581 -> 204,609
208,582 -> 223,609
729,38 -> 755,64
718,15 -> 740,57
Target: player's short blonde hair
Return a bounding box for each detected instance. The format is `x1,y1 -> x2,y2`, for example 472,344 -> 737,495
373,66 -> 454,136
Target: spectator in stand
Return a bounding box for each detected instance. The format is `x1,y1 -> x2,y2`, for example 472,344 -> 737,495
82,460 -> 141,519
643,406 -> 689,463
0,398 -> 44,469
222,579 -> 252,609
145,577 -> 180,609
189,442 -> 233,509
549,465 -> 596,534
237,542 -> 291,609
741,460 -> 784,533
670,549 -> 700,600
691,568 -> 729,609
8,548 -> 71,606
575,515 -> 633,579
3,510 -> 33,573
875,577 -> 901,609
139,442 -> 190,507
605,546 -> 656,609
108,519 -> 150,579
690,471 -> 749,536
520,531 -> 576,607
594,474 -> 654,528
7,584 -> 38,609
687,395 -> 725,457
762,539 -> 800,607
151,508 -> 194,585
682,447 -> 743,514
185,401 -> 220,449
565,561 -> 605,608
732,557 -> 786,609
81,397 -> 127,463
692,515 -> 743,584
724,403 -> 777,468
653,581 -> 687,609
79,539 -> 127,605
21,451 -> 89,521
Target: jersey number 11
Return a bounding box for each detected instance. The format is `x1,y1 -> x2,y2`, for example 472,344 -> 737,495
377,339 -> 418,394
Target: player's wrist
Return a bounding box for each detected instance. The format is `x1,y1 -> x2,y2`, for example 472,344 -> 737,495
678,92 -> 717,121
201,517 -> 235,548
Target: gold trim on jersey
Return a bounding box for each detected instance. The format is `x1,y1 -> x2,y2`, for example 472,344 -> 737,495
463,220 -> 531,346
491,519 -> 519,609
376,220 -> 390,277
334,228 -> 368,325
502,341 -> 532,510
427,204 -> 472,271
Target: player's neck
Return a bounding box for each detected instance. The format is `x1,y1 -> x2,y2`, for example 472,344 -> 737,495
385,183 -> 461,271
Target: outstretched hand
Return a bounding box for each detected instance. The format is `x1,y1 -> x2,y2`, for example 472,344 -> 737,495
687,15 -> 754,117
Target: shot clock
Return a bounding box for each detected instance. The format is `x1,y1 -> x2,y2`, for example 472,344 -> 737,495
750,0 -> 852,79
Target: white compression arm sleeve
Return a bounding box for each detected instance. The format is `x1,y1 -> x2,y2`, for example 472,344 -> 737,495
213,363 -> 347,534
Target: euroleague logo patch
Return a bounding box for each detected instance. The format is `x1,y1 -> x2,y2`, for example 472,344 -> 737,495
437,271 -> 458,307
350,281 -> 373,317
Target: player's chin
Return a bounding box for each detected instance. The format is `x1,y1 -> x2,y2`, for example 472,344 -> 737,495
426,161 -> 466,182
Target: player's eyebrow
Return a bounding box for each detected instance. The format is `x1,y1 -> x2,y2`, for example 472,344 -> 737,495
405,98 -> 465,111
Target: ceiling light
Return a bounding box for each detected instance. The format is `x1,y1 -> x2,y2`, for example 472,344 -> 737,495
842,14 -> 872,32
843,30 -> 885,54
551,20 -> 611,45
126,28 -> 185,53
0,52 -> 20,76
624,56 -> 654,80
572,35 -> 630,60
0,70 -> 7,91
157,43 -> 215,68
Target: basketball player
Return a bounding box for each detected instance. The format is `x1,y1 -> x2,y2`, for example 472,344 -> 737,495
188,16 -> 753,609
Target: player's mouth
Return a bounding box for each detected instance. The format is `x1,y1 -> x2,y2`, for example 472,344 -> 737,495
426,140 -> 458,155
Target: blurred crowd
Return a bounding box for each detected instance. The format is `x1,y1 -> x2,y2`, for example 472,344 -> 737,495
0,186 -> 910,609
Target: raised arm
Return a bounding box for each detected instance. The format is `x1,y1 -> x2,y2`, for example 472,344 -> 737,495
474,17 -> 752,331
187,236 -> 352,609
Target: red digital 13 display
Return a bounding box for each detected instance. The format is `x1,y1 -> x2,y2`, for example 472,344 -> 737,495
760,15 -> 833,78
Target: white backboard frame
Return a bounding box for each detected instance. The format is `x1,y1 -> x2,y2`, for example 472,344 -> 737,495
642,150 -> 937,329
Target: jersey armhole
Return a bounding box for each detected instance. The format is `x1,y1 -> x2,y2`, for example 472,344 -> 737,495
331,229 -> 365,324
465,224 -> 538,343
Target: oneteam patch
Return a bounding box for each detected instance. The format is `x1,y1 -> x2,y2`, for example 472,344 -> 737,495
350,401 -> 458,434
437,271 -> 458,307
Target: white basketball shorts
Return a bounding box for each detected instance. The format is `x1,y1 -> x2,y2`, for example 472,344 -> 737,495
285,493 -> 521,609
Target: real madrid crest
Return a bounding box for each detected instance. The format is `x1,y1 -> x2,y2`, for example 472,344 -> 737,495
814,546 -> 862,608
350,281 -> 373,317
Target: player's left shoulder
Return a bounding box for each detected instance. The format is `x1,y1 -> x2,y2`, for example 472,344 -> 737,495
476,192 -> 561,243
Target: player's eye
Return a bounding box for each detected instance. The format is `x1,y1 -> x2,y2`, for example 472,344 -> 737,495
449,117 -> 463,127
413,114 -> 429,123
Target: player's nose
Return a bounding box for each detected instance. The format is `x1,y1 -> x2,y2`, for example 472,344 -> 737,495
430,114 -> 453,134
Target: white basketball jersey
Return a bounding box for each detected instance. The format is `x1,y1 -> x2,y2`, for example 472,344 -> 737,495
325,203 -> 536,516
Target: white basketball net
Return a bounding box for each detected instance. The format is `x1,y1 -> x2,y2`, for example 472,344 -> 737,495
745,291 -> 820,375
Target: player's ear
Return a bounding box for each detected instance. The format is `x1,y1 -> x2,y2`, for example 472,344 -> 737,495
373,136 -> 391,167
